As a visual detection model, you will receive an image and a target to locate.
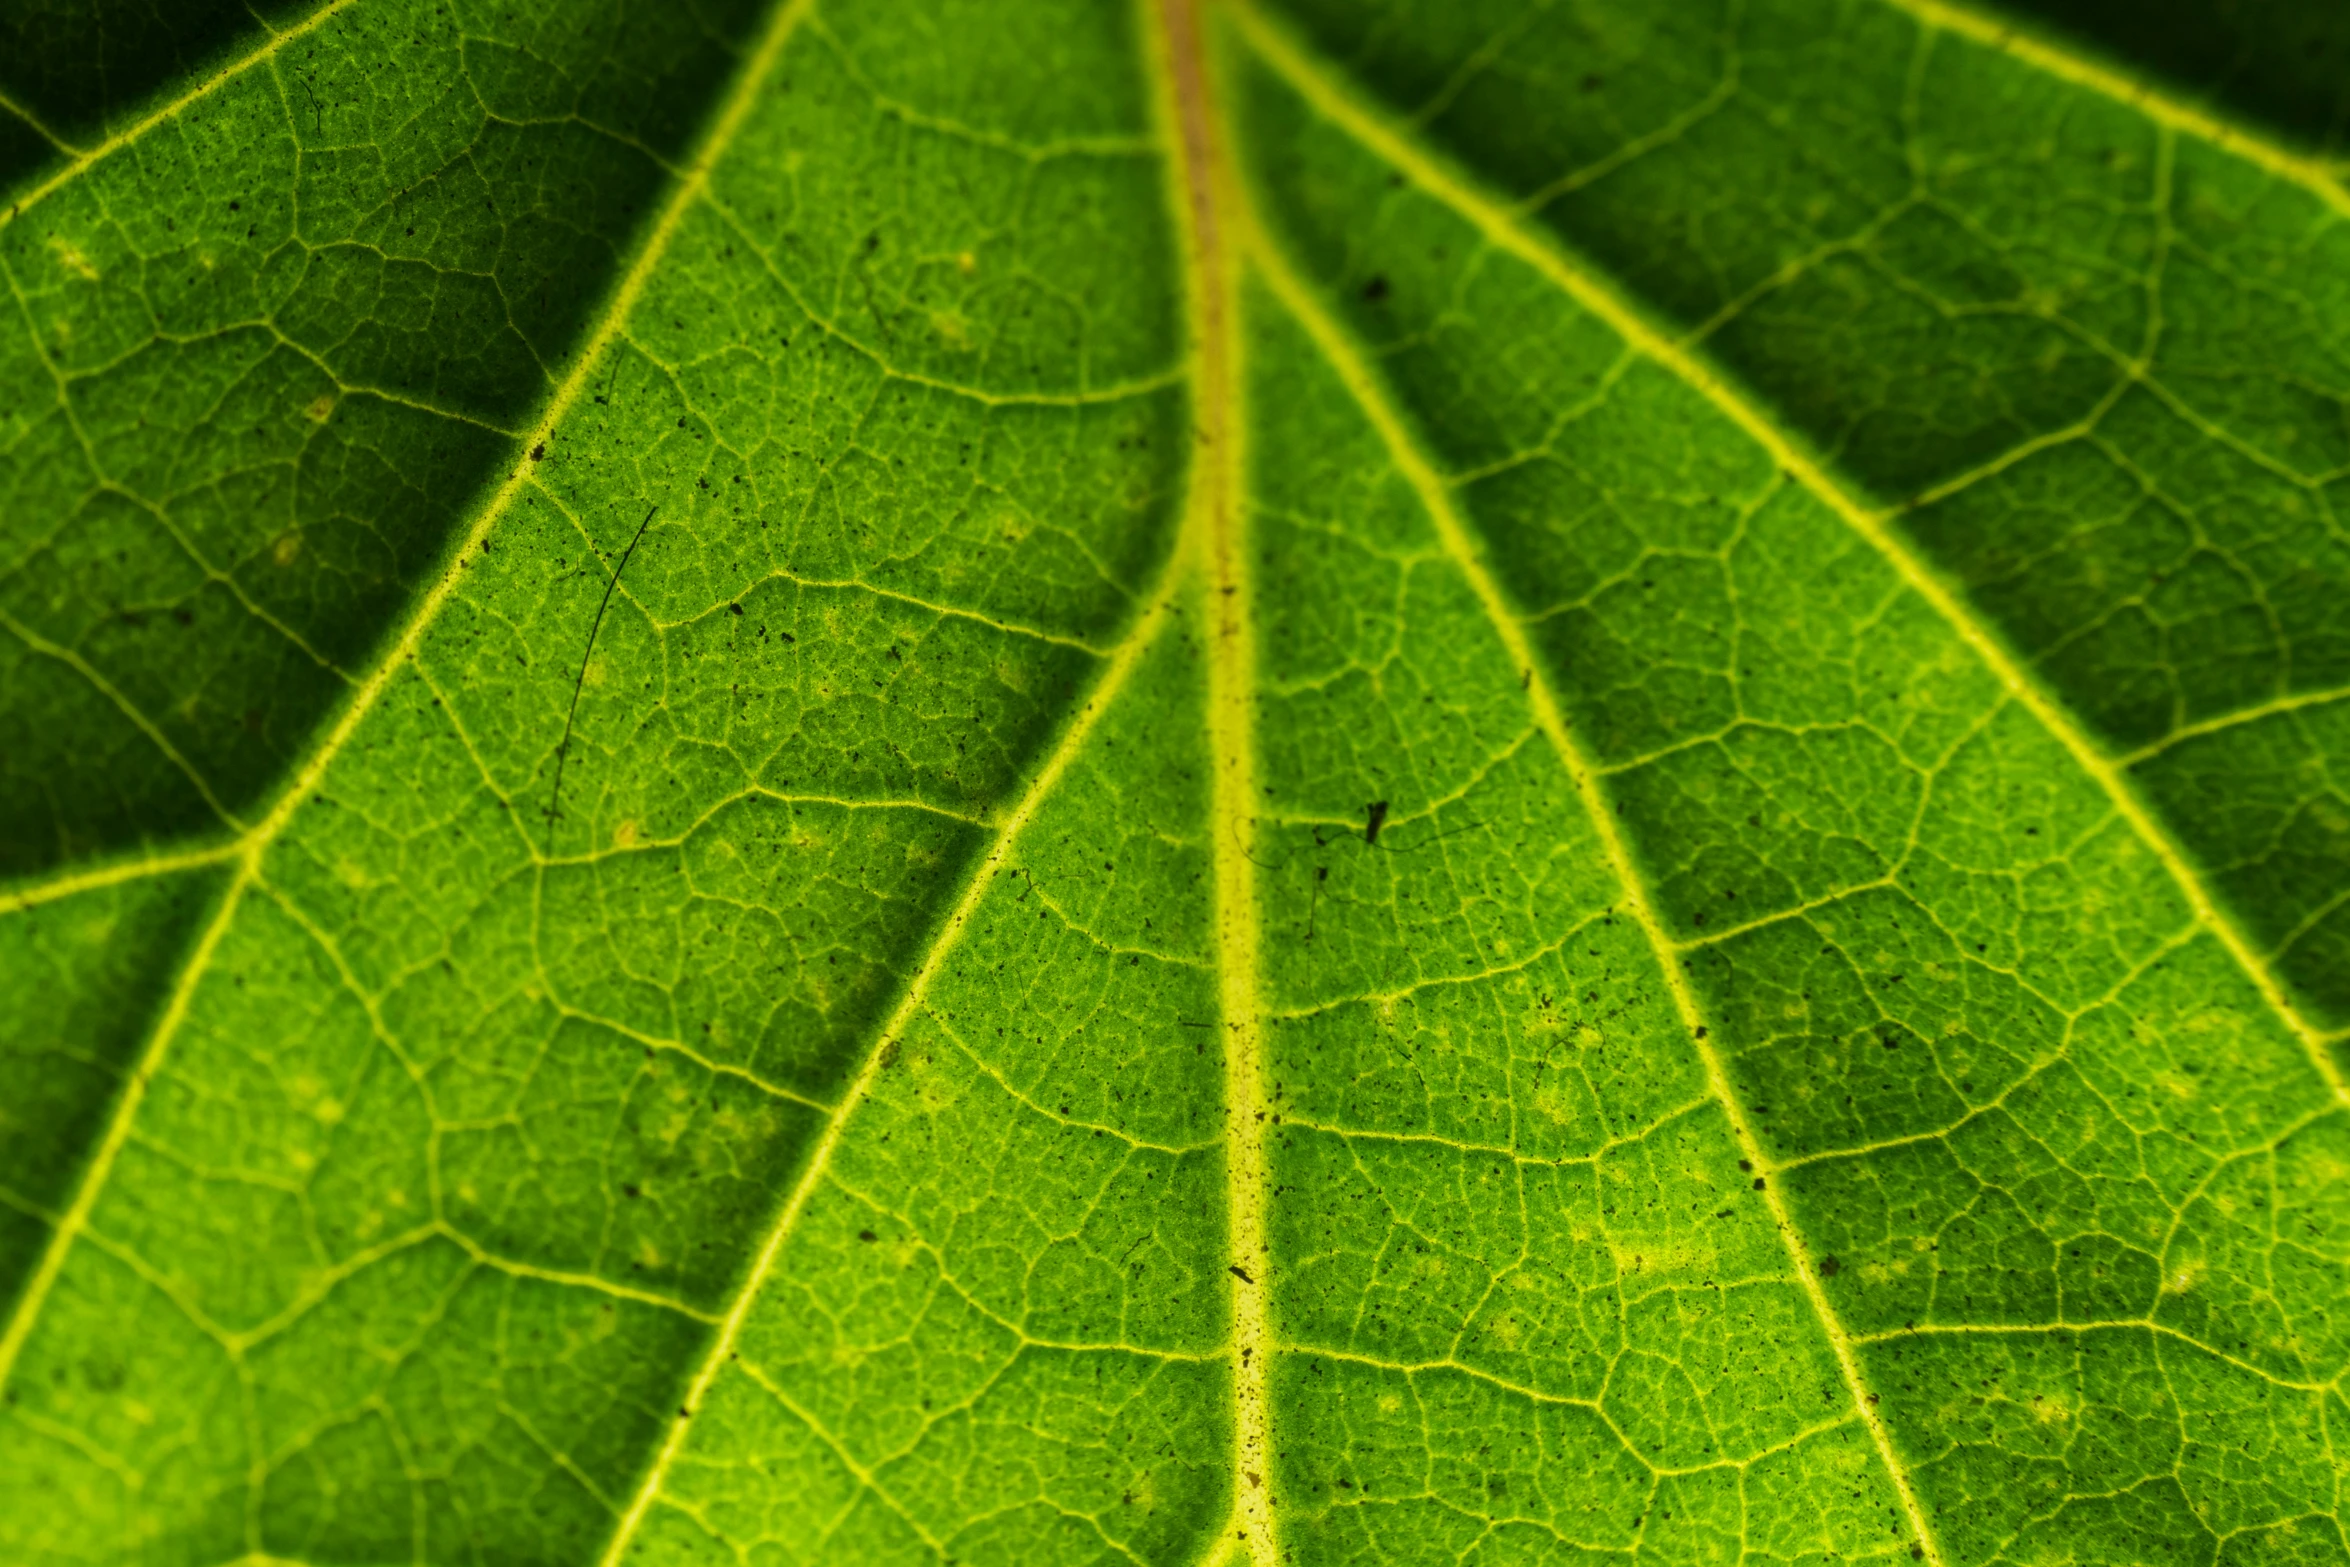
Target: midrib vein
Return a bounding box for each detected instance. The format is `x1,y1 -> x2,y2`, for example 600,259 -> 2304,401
1149,0 -> 1276,1562
0,0 -> 820,1401
1874,0 -> 2350,220
0,0 -> 360,228
1231,0 -> 2350,1112
1243,226 -> 1952,1567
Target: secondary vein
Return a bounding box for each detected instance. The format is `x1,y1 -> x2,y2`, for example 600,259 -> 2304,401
1242,208 -> 1955,1567
1229,0 -> 2350,1112
0,0 -> 823,1406
1874,0 -> 2350,220
0,0 -> 362,229
589,505 -> 1189,1566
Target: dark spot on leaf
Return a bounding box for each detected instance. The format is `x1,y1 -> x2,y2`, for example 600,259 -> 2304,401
858,1229 -> 877,1242
1819,1256 -> 1841,1278
1362,274 -> 1389,302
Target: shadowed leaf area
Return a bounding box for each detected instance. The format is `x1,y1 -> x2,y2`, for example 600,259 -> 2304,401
1,1 -> 2345,1565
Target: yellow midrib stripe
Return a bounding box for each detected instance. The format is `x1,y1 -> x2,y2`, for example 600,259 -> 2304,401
1228,0 -> 2350,1113
0,0 -> 362,229
1244,218 -> 1954,1567
1147,2 -> 1277,1563
1877,0 -> 2350,221
0,0 -> 823,1401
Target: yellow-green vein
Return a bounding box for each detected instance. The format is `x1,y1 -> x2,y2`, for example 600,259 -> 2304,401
591,500 -> 1193,1567
1242,208 -> 1953,1567
0,0 -> 824,1402
0,0 -> 361,228
1875,0 -> 2350,219
1229,0 -> 2350,1113
1150,2 -> 1277,1563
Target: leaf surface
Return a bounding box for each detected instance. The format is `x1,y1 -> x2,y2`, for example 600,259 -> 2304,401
2,1 -> 2347,1564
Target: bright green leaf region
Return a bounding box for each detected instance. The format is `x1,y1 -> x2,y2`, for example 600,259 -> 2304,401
3,0 -> 2348,1562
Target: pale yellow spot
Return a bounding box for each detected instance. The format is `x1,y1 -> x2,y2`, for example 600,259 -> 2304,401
613,819 -> 640,850
303,391 -> 336,423
956,250 -> 976,275
929,309 -> 970,348
2165,1259 -> 2206,1295
583,656 -> 609,688
635,1239 -> 665,1270
47,237 -> 97,282
1376,1392 -> 1402,1415
2031,1395 -> 2072,1425
272,531 -> 302,567
988,498 -> 1035,547
123,1401 -> 154,1427
334,857 -> 369,891
287,1148 -> 315,1174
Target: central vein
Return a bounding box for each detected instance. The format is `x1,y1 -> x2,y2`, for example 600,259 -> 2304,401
1150,0 -> 1277,1560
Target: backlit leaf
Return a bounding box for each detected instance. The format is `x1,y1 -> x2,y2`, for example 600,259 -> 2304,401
3,1 -> 2346,1563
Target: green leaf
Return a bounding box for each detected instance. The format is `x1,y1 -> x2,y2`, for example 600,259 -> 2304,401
3,0 -> 2346,1563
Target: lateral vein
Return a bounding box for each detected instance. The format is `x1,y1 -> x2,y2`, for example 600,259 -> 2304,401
1243,213 -> 1953,1567
1875,0 -> 2350,220
0,0 -> 826,1403
589,492 -> 1190,1567
1230,0 -> 2349,1110
0,0 -> 362,228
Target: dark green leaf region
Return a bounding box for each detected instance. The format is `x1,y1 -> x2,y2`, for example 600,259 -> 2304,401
2,1 -> 2346,1564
